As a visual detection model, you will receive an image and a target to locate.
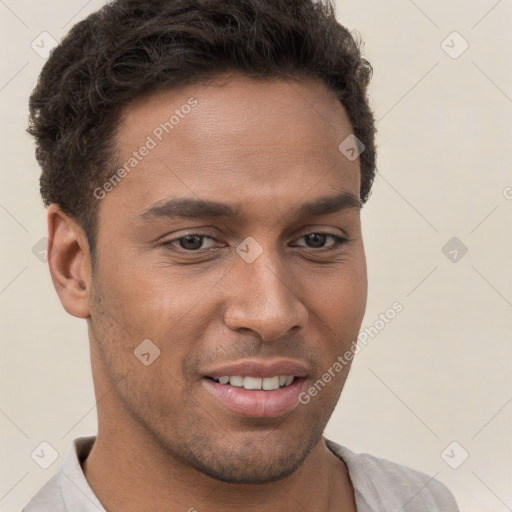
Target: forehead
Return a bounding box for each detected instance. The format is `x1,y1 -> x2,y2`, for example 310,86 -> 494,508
108,73 -> 360,218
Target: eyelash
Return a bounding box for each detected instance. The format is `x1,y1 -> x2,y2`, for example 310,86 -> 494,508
162,232 -> 349,253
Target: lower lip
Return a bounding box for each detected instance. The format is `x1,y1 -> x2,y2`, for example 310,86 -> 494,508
202,378 -> 306,418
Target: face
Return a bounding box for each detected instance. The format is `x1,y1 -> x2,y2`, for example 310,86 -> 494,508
87,73 -> 367,484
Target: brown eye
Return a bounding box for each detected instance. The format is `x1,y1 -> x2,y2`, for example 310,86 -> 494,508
295,233 -> 347,249
305,233 -> 327,248
179,235 -> 205,250
164,234 -> 219,252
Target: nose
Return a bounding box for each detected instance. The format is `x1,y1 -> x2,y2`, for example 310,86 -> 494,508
223,250 -> 308,342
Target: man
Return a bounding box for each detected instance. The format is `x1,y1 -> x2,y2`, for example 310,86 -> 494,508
23,0 -> 459,510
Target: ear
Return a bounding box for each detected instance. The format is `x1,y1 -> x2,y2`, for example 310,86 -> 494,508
47,204 -> 92,319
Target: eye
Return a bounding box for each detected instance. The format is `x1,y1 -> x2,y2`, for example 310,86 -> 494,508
162,231 -> 348,253
164,234 -> 221,251
293,232 -> 348,249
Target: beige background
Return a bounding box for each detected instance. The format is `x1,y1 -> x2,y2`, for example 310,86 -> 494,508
1,1 -> 511,511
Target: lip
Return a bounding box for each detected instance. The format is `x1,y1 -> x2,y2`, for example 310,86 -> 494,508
202,358 -> 309,379
202,376 -> 307,418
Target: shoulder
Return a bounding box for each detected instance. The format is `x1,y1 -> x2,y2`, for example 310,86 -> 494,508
20,436 -> 98,512
19,472 -> 66,512
326,439 -> 460,512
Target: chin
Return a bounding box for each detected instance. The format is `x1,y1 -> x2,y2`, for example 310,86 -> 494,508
187,450 -> 309,484
168,423 -> 326,485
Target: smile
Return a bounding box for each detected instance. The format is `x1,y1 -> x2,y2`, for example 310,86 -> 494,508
209,375 -> 295,390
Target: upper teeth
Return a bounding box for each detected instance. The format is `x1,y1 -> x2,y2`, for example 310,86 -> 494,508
214,375 -> 295,390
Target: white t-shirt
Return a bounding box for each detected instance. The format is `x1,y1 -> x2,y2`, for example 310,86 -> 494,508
20,436 -> 459,511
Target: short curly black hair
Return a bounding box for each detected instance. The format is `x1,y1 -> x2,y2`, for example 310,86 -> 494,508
28,0 -> 376,261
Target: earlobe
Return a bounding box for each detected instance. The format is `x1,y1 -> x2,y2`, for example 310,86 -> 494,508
47,204 -> 92,319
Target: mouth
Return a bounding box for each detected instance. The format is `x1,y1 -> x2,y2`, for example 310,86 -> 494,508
206,375 -> 297,390
201,359 -> 308,418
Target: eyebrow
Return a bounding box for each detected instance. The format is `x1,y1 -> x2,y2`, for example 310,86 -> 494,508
139,191 -> 362,221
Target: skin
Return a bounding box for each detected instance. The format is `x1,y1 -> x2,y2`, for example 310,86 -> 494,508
47,73 -> 367,512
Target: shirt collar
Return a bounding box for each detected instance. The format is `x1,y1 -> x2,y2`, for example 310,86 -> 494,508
59,436 -> 105,512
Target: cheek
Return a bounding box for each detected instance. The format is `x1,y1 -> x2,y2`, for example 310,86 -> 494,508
93,251 -> 181,326
310,253 -> 367,311
304,256 -> 367,352
325,278 -> 366,342
90,261 -> 218,370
